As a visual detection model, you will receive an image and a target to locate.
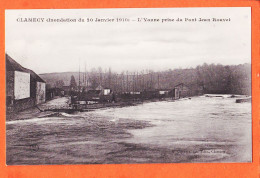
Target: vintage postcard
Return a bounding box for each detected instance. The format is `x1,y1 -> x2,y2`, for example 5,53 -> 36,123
5,7 -> 252,165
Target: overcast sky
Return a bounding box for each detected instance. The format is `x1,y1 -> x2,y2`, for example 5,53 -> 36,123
5,8 -> 251,74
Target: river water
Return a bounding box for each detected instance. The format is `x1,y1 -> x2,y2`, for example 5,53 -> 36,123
6,95 -> 251,165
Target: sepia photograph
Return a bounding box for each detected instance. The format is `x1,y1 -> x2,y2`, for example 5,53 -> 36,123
5,7 -> 251,165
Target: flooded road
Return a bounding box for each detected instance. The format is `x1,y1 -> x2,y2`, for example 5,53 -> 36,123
6,96 -> 251,164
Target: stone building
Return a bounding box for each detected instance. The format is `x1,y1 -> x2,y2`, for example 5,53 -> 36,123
6,54 -> 46,113
173,83 -> 190,99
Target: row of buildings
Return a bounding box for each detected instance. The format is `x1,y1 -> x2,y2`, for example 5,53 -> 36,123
47,82 -> 193,102
70,83 -> 192,103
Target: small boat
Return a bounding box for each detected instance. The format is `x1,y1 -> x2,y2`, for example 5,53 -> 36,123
43,108 -> 84,113
236,97 -> 251,103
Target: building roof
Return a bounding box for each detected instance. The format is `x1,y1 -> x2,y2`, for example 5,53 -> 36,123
96,85 -> 103,90
175,83 -> 189,89
6,54 -> 25,72
6,54 -> 45,83
158,89 -> 171,91
87,90 -> 102,95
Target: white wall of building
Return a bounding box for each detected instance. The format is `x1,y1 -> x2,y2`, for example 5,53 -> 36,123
104,89 -> 111,95
36,82 -> 46,104
14,71 -> 30,100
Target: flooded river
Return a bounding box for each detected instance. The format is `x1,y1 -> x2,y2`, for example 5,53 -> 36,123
6,96 -> 251,165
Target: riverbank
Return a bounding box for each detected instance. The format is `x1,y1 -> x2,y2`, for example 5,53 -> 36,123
6,96 -> 173,121
6,94 -> 249,121
6,97 -> 70,121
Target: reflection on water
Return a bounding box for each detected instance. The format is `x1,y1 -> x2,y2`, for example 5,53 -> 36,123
6,96 -> 251,164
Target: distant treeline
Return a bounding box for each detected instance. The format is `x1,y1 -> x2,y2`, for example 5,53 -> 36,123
40,63 -> 251,95
164,63 -> 251,95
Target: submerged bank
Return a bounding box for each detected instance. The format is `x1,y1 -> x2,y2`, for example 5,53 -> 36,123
6,96 -> 177,121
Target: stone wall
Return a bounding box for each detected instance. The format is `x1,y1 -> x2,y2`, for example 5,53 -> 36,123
13,98 -> 35,112
6,71 -> 14,97
6,71 -> 14,113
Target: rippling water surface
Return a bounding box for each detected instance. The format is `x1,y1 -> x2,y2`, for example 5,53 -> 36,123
6,96 -> 251,164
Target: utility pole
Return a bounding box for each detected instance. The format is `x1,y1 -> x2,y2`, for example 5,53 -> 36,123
133,72 -> 135,92
150,72 -> 152,89
82,64 -> 85,86
84,62 -> 87,87
78,60 -> 81,90
136,71 -> 139,92
142,70 -> 145,91
121,73 -> 124,93
127,71 -> 129,93
99,67 -> 102,87
158,73 -> 160,89
108,67 -> 111,89
115,74 -> 118,93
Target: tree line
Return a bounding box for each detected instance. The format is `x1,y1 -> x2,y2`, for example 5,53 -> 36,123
66,63 -> 251,95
